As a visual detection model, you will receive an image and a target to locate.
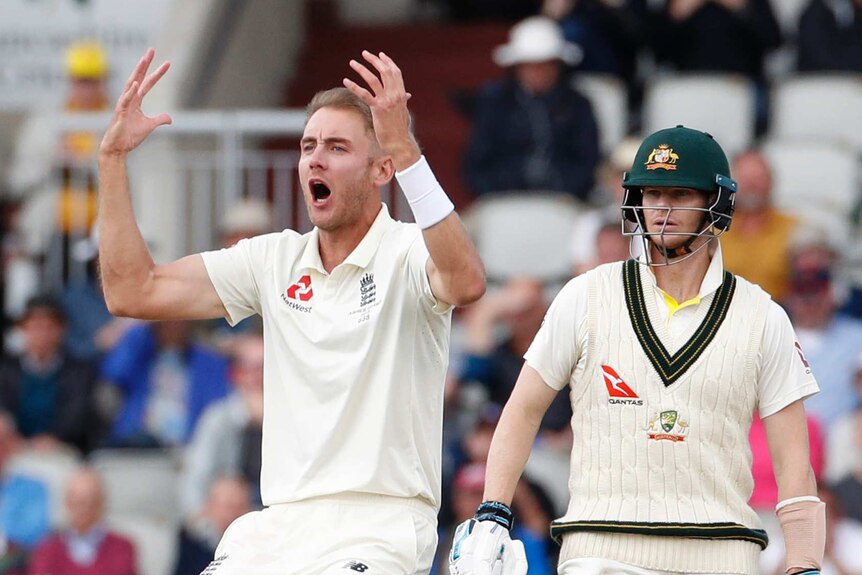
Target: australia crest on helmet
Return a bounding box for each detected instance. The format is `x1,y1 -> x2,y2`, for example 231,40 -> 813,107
645,144 -> 679,171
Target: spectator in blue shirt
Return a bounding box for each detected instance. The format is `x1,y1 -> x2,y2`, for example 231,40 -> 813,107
101,321 -> 230,448
0,411 -> 50,549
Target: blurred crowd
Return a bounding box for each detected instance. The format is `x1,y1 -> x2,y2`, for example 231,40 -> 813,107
0,0 -> 861,574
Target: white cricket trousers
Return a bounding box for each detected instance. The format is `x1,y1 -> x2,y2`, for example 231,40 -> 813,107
201,493 -> 438,575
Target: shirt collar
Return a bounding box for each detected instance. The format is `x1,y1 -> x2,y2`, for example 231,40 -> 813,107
298,204 -> 394,273
640,241 -> 726,299
64,524 -> 107,557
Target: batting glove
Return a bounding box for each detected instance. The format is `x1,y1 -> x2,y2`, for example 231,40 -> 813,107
449,502 -> 527,575
499,537 -> 527,575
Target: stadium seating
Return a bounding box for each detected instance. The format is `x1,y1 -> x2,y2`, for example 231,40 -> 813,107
771,75 -> 862,151
643,74 -> 756,160
90,448 -> 182,523
110,514 -> 178,575
465,192 -> 582,286
572,73 -> 628,156
762,138 -> 859,216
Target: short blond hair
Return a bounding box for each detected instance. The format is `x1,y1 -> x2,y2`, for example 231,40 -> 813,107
306,87 -> 375,135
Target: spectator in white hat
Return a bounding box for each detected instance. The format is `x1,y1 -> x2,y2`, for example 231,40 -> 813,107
463,16 -> 600,202
219,198 -> 274,249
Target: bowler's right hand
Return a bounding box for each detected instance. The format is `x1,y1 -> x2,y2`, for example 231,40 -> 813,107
100,48 -> 172,157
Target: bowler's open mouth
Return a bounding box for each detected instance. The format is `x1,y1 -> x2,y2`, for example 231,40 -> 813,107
310,180 -> 331,202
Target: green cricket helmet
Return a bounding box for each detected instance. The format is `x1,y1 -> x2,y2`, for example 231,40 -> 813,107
621,126 -> 737,264
622,125 -> 737,231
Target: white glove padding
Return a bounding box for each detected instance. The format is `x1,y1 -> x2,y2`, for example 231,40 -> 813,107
499,537 -> 527,575
449,519 -> 528,575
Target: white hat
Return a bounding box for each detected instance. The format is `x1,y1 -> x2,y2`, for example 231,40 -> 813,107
493,16 -> 582,67
220,198 -> 273,235
609,137 -> 643,171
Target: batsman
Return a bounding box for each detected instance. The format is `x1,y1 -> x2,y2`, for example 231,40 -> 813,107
450,126 -> 824,575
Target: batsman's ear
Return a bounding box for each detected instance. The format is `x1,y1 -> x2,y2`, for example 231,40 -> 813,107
372,155 -> 395,188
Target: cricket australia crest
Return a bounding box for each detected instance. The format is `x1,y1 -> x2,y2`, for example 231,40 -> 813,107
645,410 -> 689,442
645,144 -> 679,171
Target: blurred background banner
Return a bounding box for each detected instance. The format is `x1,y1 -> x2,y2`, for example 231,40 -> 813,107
0,0 -> 175,110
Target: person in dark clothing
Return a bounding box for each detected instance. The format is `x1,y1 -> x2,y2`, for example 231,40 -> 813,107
648,0 -> 783,81
646,0 -> 782,133
439,0 -> 542,21
0,295 -> 100,453
543,0 -> 649,113
797,0 -> 862,72
464,16 -> 600,202
458,278 -> 572,431
172,476 -> 251,575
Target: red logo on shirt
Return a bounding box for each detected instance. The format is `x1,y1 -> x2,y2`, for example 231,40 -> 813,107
286,275 -> 313,301
602,365 -> 638,398
795,341 -> 811,372
602,364 -> 643,405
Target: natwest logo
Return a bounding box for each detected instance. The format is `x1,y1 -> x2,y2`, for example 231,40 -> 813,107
602,364 -> 643,405
281,275 -> 313,313
285,275 -> 313,302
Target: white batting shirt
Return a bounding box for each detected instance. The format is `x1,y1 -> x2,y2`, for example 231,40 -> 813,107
524,244 -> 819,574
201,203 -> 452,511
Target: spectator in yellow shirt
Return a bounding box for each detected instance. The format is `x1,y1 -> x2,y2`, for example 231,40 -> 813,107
720,149 -> 797,300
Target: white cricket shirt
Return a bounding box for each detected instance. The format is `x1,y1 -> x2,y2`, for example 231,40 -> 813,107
524,244 -> 820,573
201,204 -> 452,510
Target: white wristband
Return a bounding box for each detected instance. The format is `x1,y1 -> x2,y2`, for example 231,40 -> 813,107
395,155 -> 455,229
775,496 -> 821,512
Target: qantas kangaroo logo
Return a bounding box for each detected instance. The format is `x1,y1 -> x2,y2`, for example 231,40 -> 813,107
602,364 -> 643,405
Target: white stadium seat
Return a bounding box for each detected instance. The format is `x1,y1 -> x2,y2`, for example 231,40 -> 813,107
643,74 -> 756,160
771,75 -> 862,151
572,73 -> 628,156
761,138 -> 860,226
90,448 -> 182,523
465,192 -> 582,285
109,515 -> 178,575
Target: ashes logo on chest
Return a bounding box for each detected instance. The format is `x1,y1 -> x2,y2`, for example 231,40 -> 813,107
349,272 -> 382,324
